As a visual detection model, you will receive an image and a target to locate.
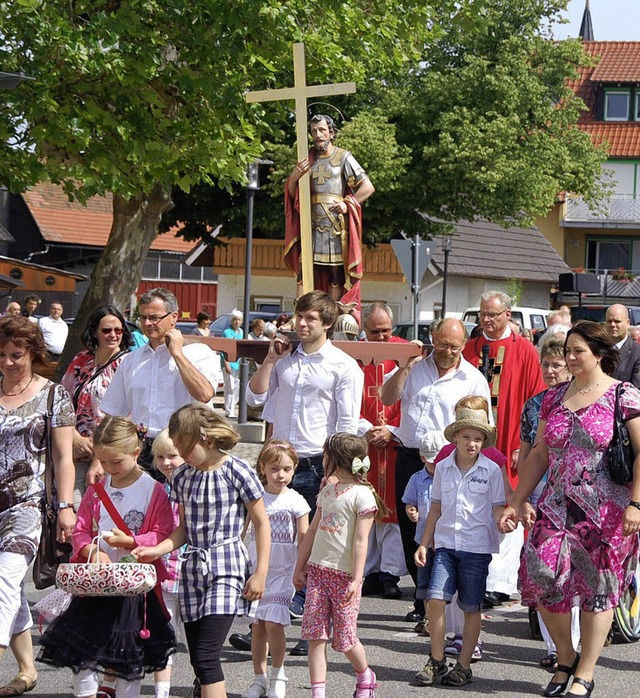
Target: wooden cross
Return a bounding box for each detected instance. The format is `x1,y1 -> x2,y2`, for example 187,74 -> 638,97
245,42 -> 356,293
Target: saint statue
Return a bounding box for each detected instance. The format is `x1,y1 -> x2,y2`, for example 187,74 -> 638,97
284,114 -> 374,305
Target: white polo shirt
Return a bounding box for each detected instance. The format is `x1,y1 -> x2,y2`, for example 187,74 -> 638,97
431,451 -> 504,554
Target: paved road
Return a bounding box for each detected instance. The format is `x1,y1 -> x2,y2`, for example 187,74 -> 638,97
5,432 -> 640,697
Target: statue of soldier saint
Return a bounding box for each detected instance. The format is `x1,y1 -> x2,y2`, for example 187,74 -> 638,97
284,114 -> 375,307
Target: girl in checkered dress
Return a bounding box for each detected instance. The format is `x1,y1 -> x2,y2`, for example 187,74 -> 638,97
134,404 -> 270,698
293,433 -> 389,698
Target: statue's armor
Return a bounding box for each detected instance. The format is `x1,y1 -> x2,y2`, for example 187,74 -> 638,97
309,146 -> 366,266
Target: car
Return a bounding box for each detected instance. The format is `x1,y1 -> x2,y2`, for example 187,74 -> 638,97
463,306 -> 550,336
210,311 -> 279,337
392,320 -> 477,343
175,319 -> 198,334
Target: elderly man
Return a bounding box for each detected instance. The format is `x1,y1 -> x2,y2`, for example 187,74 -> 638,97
462,291 -> 545,488
38,302 -> 68,360
4,301 -> 21,317
101,287 -> 220,473
606,303 -> 640,387
358,302 -> 407,599
381,318 -> 491,621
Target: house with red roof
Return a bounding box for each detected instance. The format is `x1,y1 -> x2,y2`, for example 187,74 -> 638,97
3,182 -> 218,317
538,22 -> 640,297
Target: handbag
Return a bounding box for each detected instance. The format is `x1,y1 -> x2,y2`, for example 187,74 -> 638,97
56,532 -> 157,596
33,385 -> 73,590
607,382 -> 635,486
55,481 -> 156,596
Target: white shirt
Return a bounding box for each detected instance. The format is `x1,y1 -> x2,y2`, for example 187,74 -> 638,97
246,340 -> 364,457
100,342 -> 219,437
38,316 -> 68,354
431,451 -> 504,554
394,352 -> 492,449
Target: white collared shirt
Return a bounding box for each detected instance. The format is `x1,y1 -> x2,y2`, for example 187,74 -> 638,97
38,315 -> 69,354
100,342 -> 220,437
431,451 -> 505,554
246,340 -> 363,457
394,352 -> 492,450
615,336 -> 628,350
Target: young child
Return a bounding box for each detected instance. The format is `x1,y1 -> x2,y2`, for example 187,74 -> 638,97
414,408 -> 505,688
294,433 -> 387,698
133,404 -> 270,698
243,439 -> 310,698
401,433 -> 438,635
38,416 -> 176,698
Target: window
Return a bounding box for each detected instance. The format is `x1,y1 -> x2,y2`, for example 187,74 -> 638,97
605,91 -> 630,121
636,94 -> 640,121
586,238 -> 631,272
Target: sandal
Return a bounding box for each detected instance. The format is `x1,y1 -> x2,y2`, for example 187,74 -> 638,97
540,652 -> 558,670
441,662 -> 472,687
0,674 -> 38,696
97,688 -> 116,698
353,669 -> 377,698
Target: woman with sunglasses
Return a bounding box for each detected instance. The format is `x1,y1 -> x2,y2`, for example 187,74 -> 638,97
61,305 -> 133,505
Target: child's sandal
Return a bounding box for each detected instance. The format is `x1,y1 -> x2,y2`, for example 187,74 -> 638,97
441,662 -> 472,687
353,669 -> 377,698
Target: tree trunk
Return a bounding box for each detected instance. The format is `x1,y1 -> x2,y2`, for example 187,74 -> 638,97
54,183 -> 172,380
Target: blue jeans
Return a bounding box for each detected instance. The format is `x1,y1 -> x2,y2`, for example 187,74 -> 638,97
428,548 -> 492,612
416,548 -> 435,601
292,455 -> 324,520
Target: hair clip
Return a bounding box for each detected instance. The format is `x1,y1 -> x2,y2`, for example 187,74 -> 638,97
351,455 -> 371,475
263,442 -> 288,453
136,423 -> 148,440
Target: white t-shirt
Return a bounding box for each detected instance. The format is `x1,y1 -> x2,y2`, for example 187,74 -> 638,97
38,315 -> 69,354
309,482 -> 377,575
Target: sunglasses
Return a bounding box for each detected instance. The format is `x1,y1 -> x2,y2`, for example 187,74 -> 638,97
99,327 -> 123,336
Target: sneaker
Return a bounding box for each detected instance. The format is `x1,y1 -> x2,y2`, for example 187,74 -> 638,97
471,641 -> 484,663
242,679 -> 268,698
289,598 -> 304,619
444,635 -> 463,656
414,656 -> 447,686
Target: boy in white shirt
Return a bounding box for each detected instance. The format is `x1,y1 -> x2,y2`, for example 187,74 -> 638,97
413,408 -> 505,687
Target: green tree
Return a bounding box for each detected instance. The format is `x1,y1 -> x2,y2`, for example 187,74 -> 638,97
0,0 -> 434,368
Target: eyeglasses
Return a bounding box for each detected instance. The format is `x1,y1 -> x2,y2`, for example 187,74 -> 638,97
99,327 -> 123,336
541,361 -> 567,371
138,312 -> 171,324
433,339 -> 464,354
478,310 -> 507,320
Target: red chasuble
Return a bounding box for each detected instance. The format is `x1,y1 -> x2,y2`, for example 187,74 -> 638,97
462,333 -> 545,489
359,336 -> 405,523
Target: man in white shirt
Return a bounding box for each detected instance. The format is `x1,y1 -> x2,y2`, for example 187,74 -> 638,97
38,302 -> 69,360
101,287 -> 219,475
381,318 -> 491,622
245,291 -> 363,654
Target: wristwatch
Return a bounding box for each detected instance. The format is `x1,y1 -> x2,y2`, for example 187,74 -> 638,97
58,502 -> 75,512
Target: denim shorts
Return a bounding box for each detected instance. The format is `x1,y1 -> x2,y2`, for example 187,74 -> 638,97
427,548 -> 492,612
416,547 -> 434,601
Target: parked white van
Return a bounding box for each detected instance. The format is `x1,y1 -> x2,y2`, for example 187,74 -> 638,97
463,306 -> 550,335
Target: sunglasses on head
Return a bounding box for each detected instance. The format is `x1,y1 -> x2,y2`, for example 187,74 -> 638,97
99,327 -> 123,335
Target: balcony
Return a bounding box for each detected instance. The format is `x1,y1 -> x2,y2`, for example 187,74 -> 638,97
563,195 -> 640,229
213,237 -> 405,282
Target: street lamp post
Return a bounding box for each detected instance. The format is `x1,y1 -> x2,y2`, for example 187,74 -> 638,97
441,235 -> 452,318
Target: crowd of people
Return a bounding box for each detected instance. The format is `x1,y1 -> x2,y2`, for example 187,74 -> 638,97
0,288 -> 639,698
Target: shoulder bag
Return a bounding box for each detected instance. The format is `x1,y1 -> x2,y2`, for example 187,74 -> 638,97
607,382 -> 635,486
33,385 -> 73,589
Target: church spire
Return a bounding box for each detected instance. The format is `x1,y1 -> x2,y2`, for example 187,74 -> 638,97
579,0 -> 594,41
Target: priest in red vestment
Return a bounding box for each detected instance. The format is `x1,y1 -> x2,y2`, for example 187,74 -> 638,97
462,292 -> 545,490
357,303 -> 407,599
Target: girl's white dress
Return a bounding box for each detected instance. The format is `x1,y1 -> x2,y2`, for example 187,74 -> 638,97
246,488 -> 310,626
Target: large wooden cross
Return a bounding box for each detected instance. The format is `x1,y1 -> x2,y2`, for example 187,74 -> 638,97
245,43 -> 356,293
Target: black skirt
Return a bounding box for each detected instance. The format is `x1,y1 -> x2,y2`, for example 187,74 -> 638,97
38,590 -> 176,680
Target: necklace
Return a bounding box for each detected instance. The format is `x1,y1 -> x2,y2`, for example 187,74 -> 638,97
1,374 -> 35,397
570,378 -> 604,396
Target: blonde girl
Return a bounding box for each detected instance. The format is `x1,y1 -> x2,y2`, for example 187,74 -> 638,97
294,433 -> 388,698
243,439 -> 310,698
38,416 -> 176,698
134,404 -> 270,698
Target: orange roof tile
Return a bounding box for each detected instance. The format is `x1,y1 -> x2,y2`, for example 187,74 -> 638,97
567,41 -> 640,158
22,182 -> 192,254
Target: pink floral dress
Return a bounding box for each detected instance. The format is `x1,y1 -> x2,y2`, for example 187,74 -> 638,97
519,381 -> 640,613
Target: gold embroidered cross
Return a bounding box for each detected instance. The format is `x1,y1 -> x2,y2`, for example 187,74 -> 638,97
312,164 -> 332,185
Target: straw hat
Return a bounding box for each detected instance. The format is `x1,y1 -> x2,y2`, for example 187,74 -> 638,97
443,408 -> 496,448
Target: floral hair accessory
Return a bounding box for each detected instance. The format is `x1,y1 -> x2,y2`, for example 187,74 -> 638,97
351,455 -> 371,475
136,423 -> 148,440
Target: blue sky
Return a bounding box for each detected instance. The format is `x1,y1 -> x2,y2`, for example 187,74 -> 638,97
553,0 -> 640,40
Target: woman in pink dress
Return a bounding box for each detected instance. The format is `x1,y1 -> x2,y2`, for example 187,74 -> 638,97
501,321 -> 640,698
